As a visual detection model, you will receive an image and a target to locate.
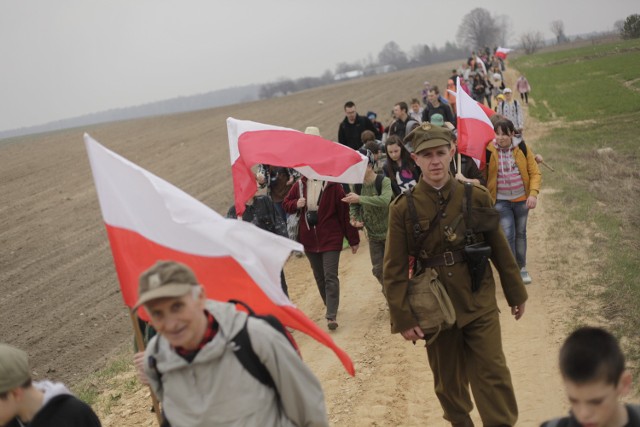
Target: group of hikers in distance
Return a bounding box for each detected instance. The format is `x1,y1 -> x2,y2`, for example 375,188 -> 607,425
1,49 -> 637,427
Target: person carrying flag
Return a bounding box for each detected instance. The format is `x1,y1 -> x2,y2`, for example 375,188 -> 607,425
134,261 -> 328,427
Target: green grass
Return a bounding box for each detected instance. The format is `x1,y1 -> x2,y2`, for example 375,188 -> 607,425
73,352 -> 142,408
512,39 -> 640,386
513,38 -> 640,122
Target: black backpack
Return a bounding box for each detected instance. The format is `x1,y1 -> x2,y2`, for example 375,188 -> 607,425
228,299 -> 300,396
354,174 -> 384,196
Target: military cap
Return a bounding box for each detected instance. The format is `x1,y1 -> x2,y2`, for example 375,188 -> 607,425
134,260 -> 200,310
404,122 -> 453,154
0,343 -> 30,393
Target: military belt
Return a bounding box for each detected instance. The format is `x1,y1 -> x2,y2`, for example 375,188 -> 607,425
420,249 -> 465,268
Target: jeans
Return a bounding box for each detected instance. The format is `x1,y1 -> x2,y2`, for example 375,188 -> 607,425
273,201 -> 286,222
368,239 -> 386,287
306,251 -> 341,320
494,199 -> 529,269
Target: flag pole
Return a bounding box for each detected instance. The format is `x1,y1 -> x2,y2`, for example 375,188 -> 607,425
130,311 -> 163,426
457,153 -> 462,176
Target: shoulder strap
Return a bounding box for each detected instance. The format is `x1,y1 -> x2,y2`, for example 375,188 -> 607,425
405,188 -> 450,260
515,100 -> 519,115
375,174 -> 384,195
518,141 -> 528,157
355,175 -> 384,196
231,317 -> 277,392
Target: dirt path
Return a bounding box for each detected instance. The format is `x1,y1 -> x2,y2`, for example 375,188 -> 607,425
1,62 -> 594,426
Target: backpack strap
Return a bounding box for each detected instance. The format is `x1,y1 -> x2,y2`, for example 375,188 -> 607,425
231,317 -> 277,392
354,174 -> 384,196
375,174 -> 384,195
518,140 -> 528,157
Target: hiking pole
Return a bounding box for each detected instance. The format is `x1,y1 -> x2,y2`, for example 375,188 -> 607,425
540,160 -> 555,172
130,311 -> 163,426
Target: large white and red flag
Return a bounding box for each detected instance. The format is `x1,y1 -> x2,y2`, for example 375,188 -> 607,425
228,118 -> 367,215
495,47 -> 513,59
84,134 -> 355,375
455,78 -> 495,170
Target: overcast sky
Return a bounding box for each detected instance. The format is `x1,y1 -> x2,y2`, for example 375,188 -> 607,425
0,0 -> 636,132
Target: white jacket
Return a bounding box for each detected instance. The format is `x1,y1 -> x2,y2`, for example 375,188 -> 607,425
144,300 -> 328,427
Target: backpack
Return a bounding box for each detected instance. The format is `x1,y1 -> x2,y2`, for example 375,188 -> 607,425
250,195 -> 288,238
353,174 -> 384,196
228,299 -> 300,396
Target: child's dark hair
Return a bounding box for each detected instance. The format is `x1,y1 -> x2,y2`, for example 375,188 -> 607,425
559,327 -> 625,386
493,118 -> 515,135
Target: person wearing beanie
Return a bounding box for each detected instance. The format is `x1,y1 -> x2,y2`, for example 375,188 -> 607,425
0,343 -> 102,427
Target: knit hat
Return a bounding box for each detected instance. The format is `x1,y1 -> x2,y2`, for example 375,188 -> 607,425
0,343 -> 30,393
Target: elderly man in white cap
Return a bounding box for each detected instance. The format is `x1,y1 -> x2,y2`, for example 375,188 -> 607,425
134,260 -> 328,427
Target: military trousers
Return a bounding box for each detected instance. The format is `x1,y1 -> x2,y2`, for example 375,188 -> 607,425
425,309 -> 517,427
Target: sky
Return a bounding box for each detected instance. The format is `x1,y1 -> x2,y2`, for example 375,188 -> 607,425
1,0 -> 637,132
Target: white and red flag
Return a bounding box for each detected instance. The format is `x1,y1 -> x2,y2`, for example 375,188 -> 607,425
84,134 -> 355,375
228,118 -> 367,215
495,47 -> 513,59
455,78 -> 495,170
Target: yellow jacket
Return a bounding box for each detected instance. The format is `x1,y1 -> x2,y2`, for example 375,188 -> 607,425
485,140 -> 541,202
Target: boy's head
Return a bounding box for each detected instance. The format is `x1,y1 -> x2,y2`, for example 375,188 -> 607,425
0,344 -> 32,424
559,327 -> 632,426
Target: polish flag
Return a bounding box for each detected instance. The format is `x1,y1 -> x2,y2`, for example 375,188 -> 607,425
84,134 -> 355,375
455,78 -> 495,170
495,47 -> 513,59
228,118 -> 367,215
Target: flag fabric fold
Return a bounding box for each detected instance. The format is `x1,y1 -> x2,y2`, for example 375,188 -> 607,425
84,133 -> 355,375
228,117 -> 367,215
455,78 -> 495,170
495,47 -> 513,59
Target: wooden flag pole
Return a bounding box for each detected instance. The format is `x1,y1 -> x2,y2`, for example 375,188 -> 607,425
457,152 -> 462,176
130,311 -> 163,426
540,160 -> 555,172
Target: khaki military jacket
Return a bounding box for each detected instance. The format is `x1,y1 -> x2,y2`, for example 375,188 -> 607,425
383,175 -> 528,333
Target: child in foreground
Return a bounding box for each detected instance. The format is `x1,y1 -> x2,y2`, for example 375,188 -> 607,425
541,326 -> 639,427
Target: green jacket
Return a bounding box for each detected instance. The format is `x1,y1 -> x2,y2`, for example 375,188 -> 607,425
349,176 -> 393,241
383,175 -> 528,333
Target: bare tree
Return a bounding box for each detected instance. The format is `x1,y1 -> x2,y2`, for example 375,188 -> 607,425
495,14 -> 512,46
520,31 -> 545,54
614,19 -> 625,35
456,8 -> 501,50
377,41 -> 408,69
550,20 -> 567,44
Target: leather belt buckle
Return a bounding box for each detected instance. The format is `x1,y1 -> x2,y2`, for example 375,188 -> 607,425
443,251 -> 455,266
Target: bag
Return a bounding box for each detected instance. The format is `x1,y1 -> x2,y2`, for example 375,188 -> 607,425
286,180 -> 304,240
250,195 -> 288,238
407,267 -> 456,344
405,190 -> 457,344
228,299 -> 300,396
305,210 -> 319,227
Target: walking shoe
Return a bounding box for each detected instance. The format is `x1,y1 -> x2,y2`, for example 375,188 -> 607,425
520,268 -> 532,284
327,319 -> 338,330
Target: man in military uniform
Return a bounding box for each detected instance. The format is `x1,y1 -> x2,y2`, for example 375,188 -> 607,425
383,123 -> 528,427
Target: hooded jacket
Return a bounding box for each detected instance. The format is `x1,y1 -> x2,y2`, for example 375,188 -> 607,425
144,300 -> 328,427
485,138 -> 541,203
5,381 -> 101,427
283,178 -> 359,253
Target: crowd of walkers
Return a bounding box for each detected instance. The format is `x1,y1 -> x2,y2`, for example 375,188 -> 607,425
3,48 -> 637,427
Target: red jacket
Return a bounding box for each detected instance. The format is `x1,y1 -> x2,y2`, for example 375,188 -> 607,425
283,178 -> 359,253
